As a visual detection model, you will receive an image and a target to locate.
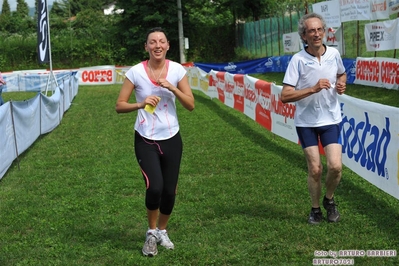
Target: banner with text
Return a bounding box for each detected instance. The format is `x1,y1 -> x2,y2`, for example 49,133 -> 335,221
283,32 -> 302,53
340,94 -> 399,200
364,18 -> 399,51
194,56 -> 291,75
354,57 -> 399,90
76,65 -> 116,85
312,0 -> 342,27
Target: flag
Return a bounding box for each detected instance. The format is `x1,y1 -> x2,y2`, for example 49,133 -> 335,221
37,0 -> 49,64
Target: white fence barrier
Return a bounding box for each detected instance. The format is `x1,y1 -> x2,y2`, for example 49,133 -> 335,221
0,71 -> 79,179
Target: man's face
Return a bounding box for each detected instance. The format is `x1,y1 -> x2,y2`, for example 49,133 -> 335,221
302,18 -> 325,49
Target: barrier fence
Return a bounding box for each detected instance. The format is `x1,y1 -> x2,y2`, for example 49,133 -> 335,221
0,71 -> 79,179
0,61 -> 398,201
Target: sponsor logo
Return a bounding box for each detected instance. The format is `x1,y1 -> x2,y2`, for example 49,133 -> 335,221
341,103 -> 391,179
81,70 -> 113,83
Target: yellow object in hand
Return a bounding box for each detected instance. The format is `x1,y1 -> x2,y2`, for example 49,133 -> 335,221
144,97 -> 161,114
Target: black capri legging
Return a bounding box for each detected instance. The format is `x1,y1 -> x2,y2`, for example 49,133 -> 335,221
134,131 -> 183,215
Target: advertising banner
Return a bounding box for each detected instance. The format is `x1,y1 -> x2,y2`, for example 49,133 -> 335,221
354,57 -> 399,90
76,66 -> 115,85
340,94 -> 399,199
364,19 -> 399,51
370,0 -> 390,19
283,32 -> 301,53
326,27 -> 343,55
312,0 -> 342,27
195,56 -> 292,75
340,0 -> 372,22
388,0 -> 399,15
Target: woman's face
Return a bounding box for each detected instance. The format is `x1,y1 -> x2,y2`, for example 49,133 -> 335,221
145,31 -> 169,60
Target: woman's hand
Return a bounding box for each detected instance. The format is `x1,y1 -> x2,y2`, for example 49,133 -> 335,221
157,78 -> 176,93
143,95 -> 161,107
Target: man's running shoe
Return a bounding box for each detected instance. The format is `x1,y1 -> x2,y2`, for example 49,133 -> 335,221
308,208 -> 323,225
323,196 -> 340,222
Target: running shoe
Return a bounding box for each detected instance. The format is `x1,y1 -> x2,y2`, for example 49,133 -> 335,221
157,229 -> 174,250
308,208 -> 323,225
323,196 -> 340,222
142,230 -> 158,256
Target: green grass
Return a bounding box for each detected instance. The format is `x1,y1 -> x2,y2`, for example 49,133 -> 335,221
1,83 -> 399,265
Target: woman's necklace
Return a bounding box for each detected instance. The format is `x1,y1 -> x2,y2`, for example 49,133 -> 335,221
148,61 -> 166,82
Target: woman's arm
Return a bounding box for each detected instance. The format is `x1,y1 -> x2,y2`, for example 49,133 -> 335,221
158,75 -> 195,111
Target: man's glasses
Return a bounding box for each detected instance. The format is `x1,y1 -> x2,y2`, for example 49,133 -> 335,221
306,28 -> 325,35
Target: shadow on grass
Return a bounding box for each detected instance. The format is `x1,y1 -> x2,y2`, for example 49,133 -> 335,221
193,92 -> 304,164
338,176 -> 399,238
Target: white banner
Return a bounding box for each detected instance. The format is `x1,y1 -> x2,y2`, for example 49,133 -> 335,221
270,84 -> 298,143
364,19 -> 399,51
354,57 -> 399,89
326,27 -> 344,54
339,0 -> 372,22
76,65 -> 116,85
388,0 -> 399,15
340,94 -> 399,199
370,0 -> 390,19
313,0 -> 342,27
310,0 -> 399,23
283,32 -> 301,53
1,70 -> 73,93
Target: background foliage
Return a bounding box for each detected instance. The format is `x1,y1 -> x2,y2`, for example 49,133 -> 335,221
0,0 -> 398,72
0,0 -> 242,71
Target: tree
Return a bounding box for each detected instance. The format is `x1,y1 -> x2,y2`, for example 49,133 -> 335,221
183,0 -> 235,62
16,0 -> 29,15
184,0 -> 232,26
6,0 -> 34,35
114,0 -> 181,63
214,0 -> 279,21
0,0 -> 12,32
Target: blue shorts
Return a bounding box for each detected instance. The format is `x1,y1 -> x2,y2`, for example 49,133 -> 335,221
296,124 -> 341,149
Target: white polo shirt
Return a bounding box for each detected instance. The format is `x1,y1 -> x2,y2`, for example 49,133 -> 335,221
283,45 -> 345,127
125,60 -> 187,140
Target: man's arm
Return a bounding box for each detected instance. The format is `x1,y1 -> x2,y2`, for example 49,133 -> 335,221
281,79 -> 332,103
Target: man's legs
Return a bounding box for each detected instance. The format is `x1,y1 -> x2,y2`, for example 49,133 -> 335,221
322,143 -> 342,222
303,146 -> 323,224
324,143 -> 342,199
304,146 -> 323,208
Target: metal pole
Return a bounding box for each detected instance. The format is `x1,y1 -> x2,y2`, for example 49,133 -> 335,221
44,0 -> 58,96
177,0 -> 185,63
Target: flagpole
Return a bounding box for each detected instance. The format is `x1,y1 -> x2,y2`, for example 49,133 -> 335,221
47,1 -> 58,95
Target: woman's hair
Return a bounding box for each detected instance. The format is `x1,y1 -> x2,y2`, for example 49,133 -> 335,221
298,12 -> 327,37
145,27 -> 168,43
